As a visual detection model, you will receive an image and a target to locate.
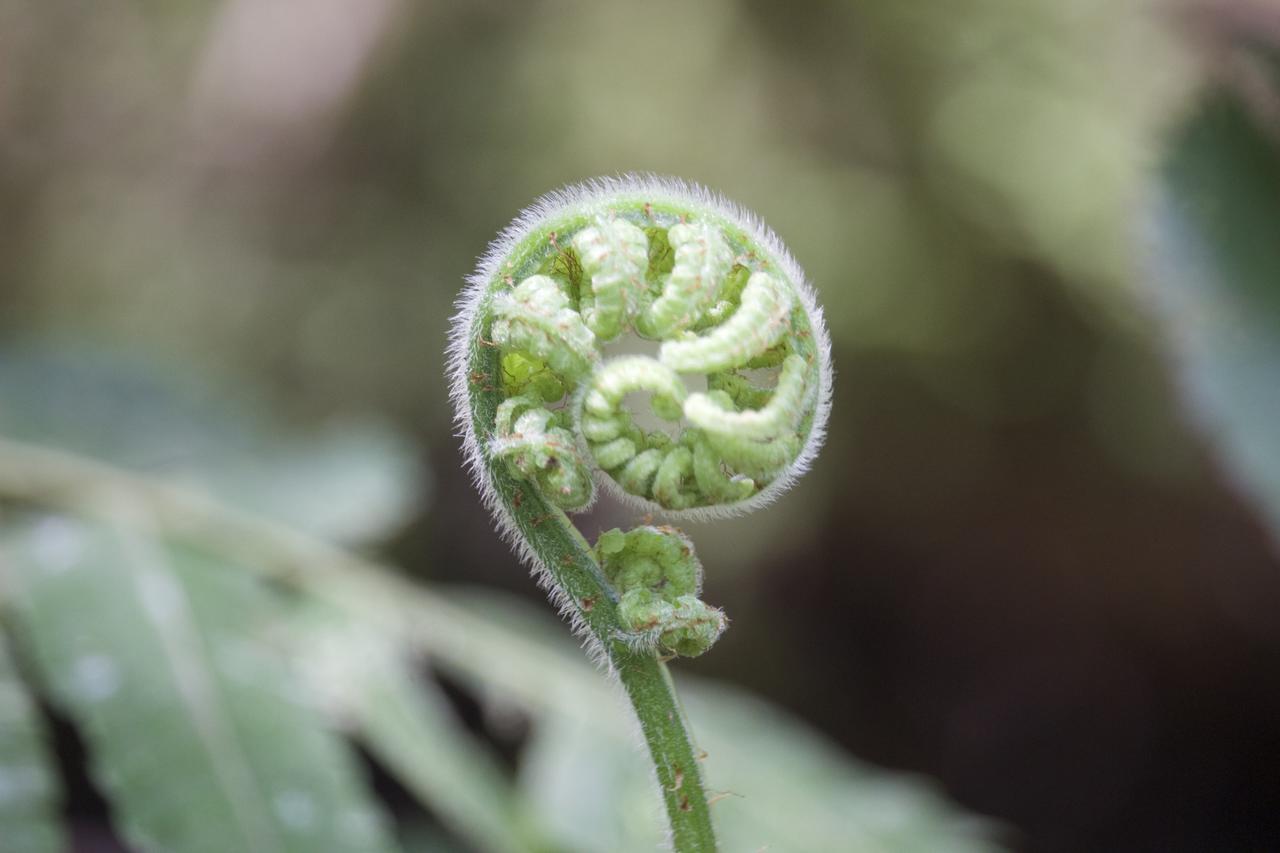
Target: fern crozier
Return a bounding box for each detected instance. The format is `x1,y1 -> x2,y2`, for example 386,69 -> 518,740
447,174 -> 833,852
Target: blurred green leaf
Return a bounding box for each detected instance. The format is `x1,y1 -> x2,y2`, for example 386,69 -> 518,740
684,683 -> 999,853
0,345 -> 425,543
355,666 -> 538,853
1145,66 -> 1280,546
519,680 -> 1001,853
0,633 -> 65,853
439,589 -> 1003,853
517,713 -> 655,852
0,432 -> 1004,853
293,607 -> 548,853
4,514 -> 401,853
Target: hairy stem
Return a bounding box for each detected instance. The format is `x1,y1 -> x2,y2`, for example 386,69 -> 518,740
474,318 -> 720,849
506,484 -> 714,849
616,651 -> 714,852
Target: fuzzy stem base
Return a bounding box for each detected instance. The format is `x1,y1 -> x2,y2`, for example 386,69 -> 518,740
614,650 -> 715,852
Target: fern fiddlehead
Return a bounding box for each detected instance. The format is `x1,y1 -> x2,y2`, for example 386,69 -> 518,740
448,176 -> 832,851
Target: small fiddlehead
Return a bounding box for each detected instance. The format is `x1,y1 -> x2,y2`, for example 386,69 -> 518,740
597,525 -> 726,658
448,176 -> 832,851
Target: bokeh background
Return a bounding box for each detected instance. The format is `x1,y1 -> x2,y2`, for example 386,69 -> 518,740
3,1 -> 1280,850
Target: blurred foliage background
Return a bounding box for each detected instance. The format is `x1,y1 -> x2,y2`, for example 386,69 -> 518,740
2,0 -> 1280,851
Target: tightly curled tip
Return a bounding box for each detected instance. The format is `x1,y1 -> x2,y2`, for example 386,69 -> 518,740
572,216 -> 649,341
461,184 -> 827,516
454,176 -> 832,665
658,271 -> 793,374
596,526 -> 725,657
491,274 -> 598,382
465,183 -> 824,512
490,395 -> 594,510
637,221 -> 735,339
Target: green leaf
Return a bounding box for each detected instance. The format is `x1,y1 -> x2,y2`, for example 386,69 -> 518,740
355,669 -> 538,853
682,683 -> 1000,853
0,344 -> 425,543
3,514 -> 402,853
519,680 -> 1002,853
0,632 -> 65,853
442,590 -> 1001,852
291,607 -> 549,853
1144,73 -> 1280,545
517,713 -> 656,852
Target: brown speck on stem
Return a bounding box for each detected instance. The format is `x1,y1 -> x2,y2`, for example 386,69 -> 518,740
581,594 -> 598,612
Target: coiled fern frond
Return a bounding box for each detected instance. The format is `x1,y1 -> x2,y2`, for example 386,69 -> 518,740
447,175 -> 831,852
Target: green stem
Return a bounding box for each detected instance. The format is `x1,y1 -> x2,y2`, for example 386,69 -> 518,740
466,274 -> 721,850
614,650 -> 715,852
493,460 -> 717,850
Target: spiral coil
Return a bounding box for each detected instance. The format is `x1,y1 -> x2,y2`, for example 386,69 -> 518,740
456,178 -> 831,657
486,208 -> 821,517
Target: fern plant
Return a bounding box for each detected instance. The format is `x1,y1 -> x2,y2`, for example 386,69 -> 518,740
448,175 -> 833,850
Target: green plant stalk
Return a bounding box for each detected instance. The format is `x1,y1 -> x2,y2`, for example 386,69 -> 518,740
450,177 -> 833,850
616,653 -> 713,851
473,345 -> 717,850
